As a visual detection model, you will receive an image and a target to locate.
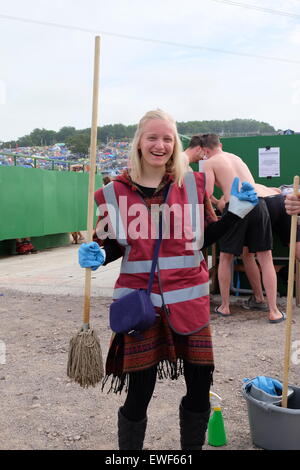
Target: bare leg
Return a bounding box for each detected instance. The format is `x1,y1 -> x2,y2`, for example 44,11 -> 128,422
242,247 -> 264,302
256,250 -> 283,321
71,232 -> 78,244
217,252 -> 234,315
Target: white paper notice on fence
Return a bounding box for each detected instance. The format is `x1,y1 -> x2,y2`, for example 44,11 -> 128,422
258,147 -> 280,178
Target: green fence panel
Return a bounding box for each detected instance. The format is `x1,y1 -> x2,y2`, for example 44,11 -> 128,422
187,134 -> 300,187
221,134 -> 300,187
0,167 -> 102,240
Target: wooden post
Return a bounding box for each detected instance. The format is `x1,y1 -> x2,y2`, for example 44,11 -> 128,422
83,36 -> 101,327
282,176 -> 299,407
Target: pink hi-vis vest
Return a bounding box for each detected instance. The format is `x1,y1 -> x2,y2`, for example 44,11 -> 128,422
94,172 -> 210,335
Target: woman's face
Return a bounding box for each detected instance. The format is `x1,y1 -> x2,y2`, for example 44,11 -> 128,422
138,119 -> 175,169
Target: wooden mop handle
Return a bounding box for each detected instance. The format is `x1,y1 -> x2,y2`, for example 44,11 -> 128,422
282,175 -> 299,407
83,36 -> 101,326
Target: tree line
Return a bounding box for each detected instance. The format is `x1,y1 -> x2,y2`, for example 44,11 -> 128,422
1,119 -> 276,155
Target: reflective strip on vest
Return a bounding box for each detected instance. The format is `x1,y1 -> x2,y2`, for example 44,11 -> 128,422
103,182 -> 128,246
113,282 -> 209,307
198,160 -> 205,173
183,172 -> 204,249
102,174 -> 203,247
184,172 -> 198,234
120,245 -> 204,274
103,174 -> 204,274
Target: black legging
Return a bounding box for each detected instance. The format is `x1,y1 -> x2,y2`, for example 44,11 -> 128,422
122,362 -> 214,422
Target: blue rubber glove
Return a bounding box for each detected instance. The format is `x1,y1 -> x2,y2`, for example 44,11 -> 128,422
78,242 -> 106,271
243,376 -> 283,396
228,177 -> 258,218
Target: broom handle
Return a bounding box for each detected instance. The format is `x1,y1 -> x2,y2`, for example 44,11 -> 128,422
282,175 -> 299,407
83,36 -> 101,327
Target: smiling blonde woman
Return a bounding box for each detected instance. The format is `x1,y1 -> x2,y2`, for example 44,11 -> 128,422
79,109 -> 258,450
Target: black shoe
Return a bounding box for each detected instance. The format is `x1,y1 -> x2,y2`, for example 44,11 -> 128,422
118,407 -> 147,450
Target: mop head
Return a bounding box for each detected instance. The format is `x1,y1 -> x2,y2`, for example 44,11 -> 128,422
67,327 -> 104,388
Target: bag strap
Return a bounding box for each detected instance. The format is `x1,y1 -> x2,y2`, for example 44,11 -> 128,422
146,183 -> 170,295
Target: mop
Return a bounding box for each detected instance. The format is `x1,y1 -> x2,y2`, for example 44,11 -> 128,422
67,36 -> 104,388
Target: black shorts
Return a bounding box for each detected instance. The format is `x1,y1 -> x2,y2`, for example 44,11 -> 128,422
219,198 -> 272,256
264,194 -> 300,246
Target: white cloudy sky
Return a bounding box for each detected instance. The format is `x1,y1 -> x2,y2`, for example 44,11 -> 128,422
0,0 -> 300,140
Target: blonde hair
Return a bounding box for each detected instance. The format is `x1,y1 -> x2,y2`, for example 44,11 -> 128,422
128,109 -> 186,186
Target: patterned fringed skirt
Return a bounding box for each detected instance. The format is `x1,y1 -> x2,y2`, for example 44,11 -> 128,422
102,306 -> 214,394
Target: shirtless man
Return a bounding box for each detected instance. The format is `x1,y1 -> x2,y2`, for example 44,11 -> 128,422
217,184 -> 300,310
183,135 -> 205,170
200,133 -> 285,323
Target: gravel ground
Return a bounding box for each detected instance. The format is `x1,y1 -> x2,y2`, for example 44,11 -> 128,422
0,288 -> 299,450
